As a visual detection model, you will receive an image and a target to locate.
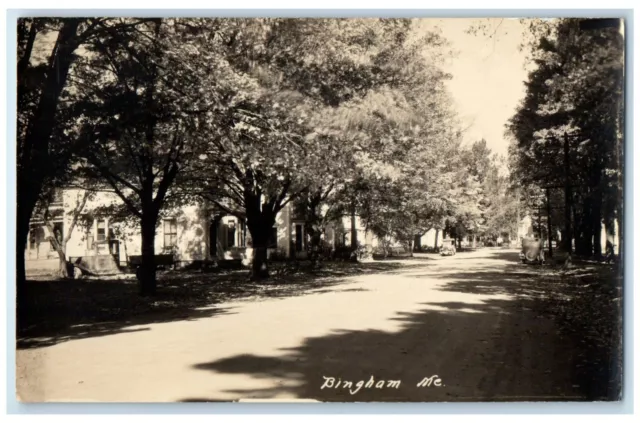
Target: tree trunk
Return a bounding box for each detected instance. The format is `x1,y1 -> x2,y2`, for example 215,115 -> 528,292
50,239 -> 70,279
604,217 -> 616,258
617,196 -> 623,267
306,227 -> 323,268
17,19 -> 39,79
19,20 -> 80,170
16,206 -> 31,306
350,203 -> 358,250
248,226 -> 271,281
413,234 -> 422,252
583,199 -> 593,256
251,242 -> 269,281
56,247 -> 71,278
563,132 -> 573,253
138,213 -> 158,296
245,198 -> 275,281
615,217 -> 621,258
546,187 -> 553,258
16,244 -> 27,298
303,192 -> 326,267
18,20 -> 81,227
43,217 -> 71,279
578,224 -> 592,257
592,190 -> 603,257
434,229 -> 439,251
123,238 -> 129,265
573,198 -> 587,256
572,201 -> 580,254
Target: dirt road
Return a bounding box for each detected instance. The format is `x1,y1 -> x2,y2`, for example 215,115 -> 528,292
17,249 -> 590,402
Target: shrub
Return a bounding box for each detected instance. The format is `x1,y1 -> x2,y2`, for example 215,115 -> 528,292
306,239 -> 334,261
332,244 -> 368,262
269,248 -> 289,262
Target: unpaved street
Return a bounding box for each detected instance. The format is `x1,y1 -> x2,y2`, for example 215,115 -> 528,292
17,249 -> 590,402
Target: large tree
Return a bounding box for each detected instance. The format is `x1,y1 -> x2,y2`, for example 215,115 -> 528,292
190,18 -> 451,280
72,19 -> 221,294
17,19 -> 88,294
303,25 -> 459,255
17,19 -> 155,293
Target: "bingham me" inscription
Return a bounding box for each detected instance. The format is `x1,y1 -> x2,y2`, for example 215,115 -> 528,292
320,375 -> 444,395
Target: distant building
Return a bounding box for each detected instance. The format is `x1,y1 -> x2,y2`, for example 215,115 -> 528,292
418,228 -> 443,249
517,215 -> 534,241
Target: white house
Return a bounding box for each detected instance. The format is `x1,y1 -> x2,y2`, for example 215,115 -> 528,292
24,188 -> 376,275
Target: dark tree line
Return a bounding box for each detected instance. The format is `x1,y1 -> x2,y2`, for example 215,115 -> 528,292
508,18 -> 624,258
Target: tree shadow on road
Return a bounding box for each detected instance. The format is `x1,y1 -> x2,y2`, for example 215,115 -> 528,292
181,298 -> 587,403
17,261 -> 418,349
181,252 -> 621,403
16,276 -> 239,349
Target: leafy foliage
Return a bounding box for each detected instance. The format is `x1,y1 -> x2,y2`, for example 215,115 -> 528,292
179,19 -> 458,276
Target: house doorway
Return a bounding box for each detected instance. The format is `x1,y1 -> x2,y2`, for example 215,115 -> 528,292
209,217 -> 220,258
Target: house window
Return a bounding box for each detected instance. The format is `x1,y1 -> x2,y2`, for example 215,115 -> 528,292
268,227 -> 278,248
164,219 -> 178,248
51,189 -> 64,207
94,219 -> 109,254
239,220 -> 246,247
97,219 -> 107,242
227,221 -> 236,247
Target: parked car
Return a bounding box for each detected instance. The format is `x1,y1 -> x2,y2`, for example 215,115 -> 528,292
440,239 -> 457,256
519,237 -> 545,264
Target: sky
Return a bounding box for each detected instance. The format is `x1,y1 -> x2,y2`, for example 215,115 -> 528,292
415,18 -> 531,157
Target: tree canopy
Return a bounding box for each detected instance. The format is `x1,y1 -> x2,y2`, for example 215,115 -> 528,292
18,17 -> 564,292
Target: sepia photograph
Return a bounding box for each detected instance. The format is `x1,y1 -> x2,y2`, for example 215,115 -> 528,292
14,15 -> 625,403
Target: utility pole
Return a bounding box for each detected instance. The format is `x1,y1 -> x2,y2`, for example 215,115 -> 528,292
350,200 -> 358,250
563,132 -> 573,253
546,187 -> 553,258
